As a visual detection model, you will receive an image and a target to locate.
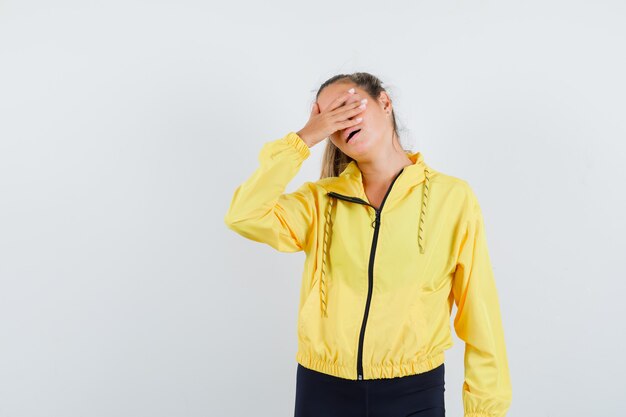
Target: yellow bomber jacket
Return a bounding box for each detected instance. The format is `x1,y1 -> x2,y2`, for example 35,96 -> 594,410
224,131 -> 512,417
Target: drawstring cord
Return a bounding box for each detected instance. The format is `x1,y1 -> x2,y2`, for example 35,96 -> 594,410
320,164 -> 431,318
418,166 -> 431,254
320,196 -> 335,318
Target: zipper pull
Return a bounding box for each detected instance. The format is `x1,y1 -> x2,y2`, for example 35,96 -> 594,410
371,210 -> 381,228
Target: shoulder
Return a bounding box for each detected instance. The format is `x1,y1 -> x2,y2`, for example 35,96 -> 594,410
288,178 -> 338,203
312,176 -> 345,191
427,167 -> 475,201
426,167 -> 484,223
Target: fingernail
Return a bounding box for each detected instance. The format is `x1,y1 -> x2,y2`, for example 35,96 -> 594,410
348,88 -> 355,93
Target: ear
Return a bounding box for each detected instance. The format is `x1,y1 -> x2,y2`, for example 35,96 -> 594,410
379,91 -> 391,111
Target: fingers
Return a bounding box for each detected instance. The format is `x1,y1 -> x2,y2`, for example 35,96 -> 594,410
326,95 -> 366,138
336,98 -> 367,118
330,99 -> 366,132
325,88 -> 359,113
338,105 -> 365,128
338,115 -> 363,131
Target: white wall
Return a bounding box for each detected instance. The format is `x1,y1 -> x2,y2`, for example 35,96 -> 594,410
1,1 -> 624,416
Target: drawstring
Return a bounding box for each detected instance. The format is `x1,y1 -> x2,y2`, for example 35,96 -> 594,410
320,196 -> 335,318
319,163 -> 431,317
418,166 -> 431,254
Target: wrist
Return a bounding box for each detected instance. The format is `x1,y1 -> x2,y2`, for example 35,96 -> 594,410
296,130 -> 313,148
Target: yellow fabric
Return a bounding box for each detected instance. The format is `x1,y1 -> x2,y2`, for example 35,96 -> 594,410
224,131 -> 512,417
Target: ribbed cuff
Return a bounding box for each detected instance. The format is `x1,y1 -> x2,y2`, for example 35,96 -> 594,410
284,131 -> 311,159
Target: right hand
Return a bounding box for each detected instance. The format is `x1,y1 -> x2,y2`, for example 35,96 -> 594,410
296,89 -> 367,148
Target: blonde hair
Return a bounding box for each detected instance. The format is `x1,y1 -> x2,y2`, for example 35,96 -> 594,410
315,72 -> 406,179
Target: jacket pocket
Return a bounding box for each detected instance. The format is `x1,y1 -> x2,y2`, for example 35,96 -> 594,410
297,287 -> 319,339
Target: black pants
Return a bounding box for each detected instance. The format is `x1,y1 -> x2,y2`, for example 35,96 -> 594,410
294,363 -> 445,417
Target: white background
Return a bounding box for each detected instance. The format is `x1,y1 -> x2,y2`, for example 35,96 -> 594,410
1,1 -> 625,416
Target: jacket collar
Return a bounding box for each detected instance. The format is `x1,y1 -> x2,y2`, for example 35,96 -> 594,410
319,150 -> 429,209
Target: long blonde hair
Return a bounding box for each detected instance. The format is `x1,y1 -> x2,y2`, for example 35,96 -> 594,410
315,72 -> 406,179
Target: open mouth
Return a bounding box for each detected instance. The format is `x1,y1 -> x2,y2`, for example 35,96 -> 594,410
346,129 -> 362,143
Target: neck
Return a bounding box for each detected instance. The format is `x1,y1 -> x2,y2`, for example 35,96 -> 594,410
358,143 -> 414,188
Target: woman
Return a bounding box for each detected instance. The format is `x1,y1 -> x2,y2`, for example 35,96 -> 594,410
224,72 -> 512,417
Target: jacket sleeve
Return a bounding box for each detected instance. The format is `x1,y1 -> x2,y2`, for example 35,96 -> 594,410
452,184 -> 513,417
224,131 -> 316,253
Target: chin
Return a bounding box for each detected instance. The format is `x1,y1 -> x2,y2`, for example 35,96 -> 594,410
341,133 -> 374,158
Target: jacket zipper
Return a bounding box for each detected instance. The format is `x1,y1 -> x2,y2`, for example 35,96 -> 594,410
326,167 -> 404,380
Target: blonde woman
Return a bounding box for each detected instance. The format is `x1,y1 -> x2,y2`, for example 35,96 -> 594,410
224,72 -> 512,417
